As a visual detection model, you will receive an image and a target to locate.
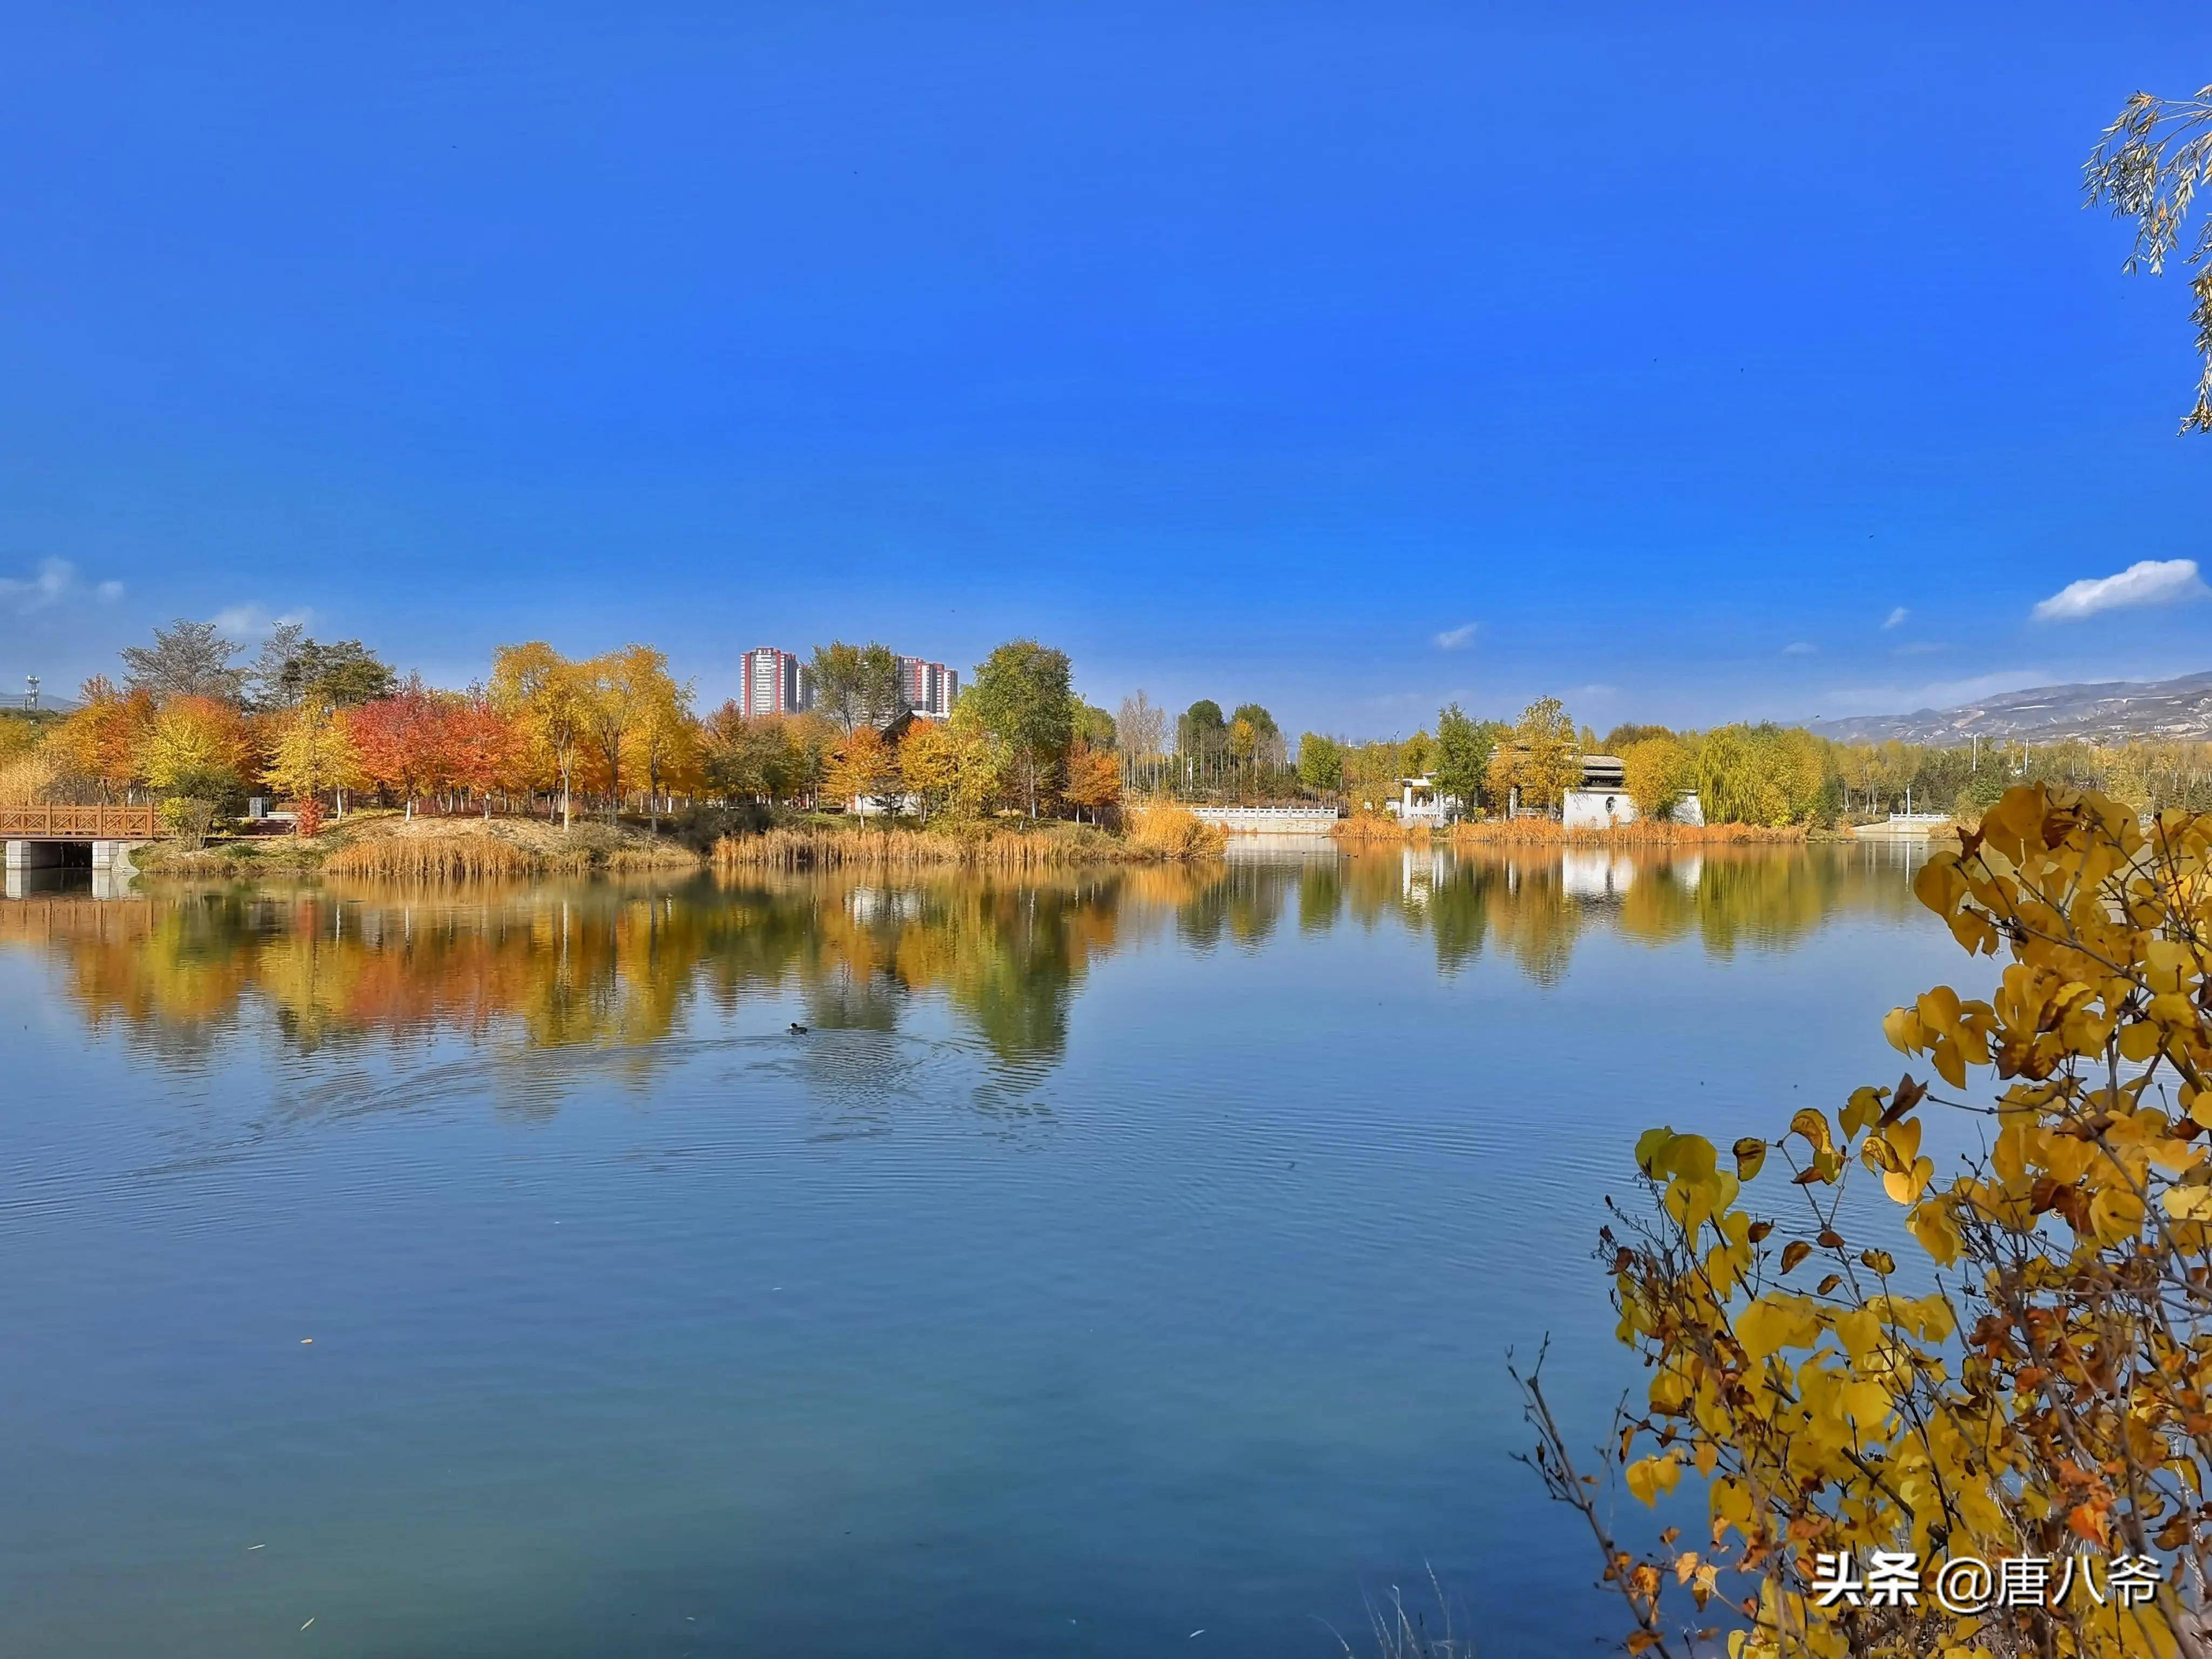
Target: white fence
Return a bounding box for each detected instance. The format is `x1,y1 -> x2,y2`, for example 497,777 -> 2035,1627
1185,806 -> 1343,835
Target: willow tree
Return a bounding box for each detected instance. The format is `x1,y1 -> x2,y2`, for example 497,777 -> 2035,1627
2086,84 -> 2212,432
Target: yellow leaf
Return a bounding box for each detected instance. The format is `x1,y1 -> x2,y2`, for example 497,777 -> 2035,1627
2163,1186 -> 2212,1221
1883,1156 -> 1934,1205
1789,1108 -> 1833,1156
1732,1137 -> 1766,1180
1779,1239 -> 1811,1274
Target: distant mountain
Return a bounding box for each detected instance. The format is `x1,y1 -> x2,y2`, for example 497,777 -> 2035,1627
1809,670 -> 2212,746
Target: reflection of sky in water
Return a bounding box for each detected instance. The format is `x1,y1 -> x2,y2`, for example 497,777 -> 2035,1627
1,846 -> 1957,1658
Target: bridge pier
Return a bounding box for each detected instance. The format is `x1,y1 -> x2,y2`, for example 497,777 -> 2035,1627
90,839 -> 140,871
5,839 -> 66,872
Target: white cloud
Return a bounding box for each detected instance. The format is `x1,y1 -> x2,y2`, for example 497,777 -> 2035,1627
1882,606 -> 1910,629
0,557 -> 124,613
2032,558 -> 2209,623
1432,622 -> 1478,650
1782,641 -> 1818,655
211,604 -> 311,640
1815,669 -> 2051,718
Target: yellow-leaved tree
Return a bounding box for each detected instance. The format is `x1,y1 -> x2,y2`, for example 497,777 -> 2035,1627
1538,785 -> 2212,1658
263,698 -> 364,835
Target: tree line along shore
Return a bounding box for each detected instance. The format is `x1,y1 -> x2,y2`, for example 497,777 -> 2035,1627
3,618 -> 2207,880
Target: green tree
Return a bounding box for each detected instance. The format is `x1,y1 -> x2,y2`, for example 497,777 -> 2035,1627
1432,703 -> 1498,818
1071,700 -> 1117,750
810,641 -> 903,732
1177,699 -> 1227,758
120,619 -> 246,703
1229,703 -> 1284,766
1296,733 -> 1344,792
965,639 -> 1073,817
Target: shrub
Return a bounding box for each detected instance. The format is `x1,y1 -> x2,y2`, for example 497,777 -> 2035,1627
1542,786 -> 2212,1656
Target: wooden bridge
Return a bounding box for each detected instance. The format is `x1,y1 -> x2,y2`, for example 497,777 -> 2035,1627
1,803 -> 161,875
0,804 -> 162,839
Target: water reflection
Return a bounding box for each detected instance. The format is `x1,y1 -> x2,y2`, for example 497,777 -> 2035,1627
0,844 -> 1925,1070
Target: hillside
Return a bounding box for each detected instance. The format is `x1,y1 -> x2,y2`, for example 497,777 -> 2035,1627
1809,670 -> 2212,746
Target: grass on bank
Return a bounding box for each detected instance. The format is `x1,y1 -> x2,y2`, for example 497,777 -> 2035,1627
134,810 -> 705,881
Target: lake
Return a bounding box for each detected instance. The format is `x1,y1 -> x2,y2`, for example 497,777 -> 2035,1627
1,842 -> 1962,1657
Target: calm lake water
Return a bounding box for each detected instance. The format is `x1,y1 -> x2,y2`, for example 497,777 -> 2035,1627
2,843 -> 1962,1657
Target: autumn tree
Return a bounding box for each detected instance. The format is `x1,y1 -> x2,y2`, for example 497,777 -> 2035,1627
444,690 -> 524,817
966,639 -> 1073,818
262,699 -> 363,832
1063,740 -> 1122,824
564,644 -> 687,824
896,719 -> 963,822
824,725 -> 900,813
1696,723 -> 1826,826
56,678 -> 156,798
1486,697 -> 1579,814
1621,733 -> 1694,821
346,678 -> 452,817
1557,786 -> 2212,1658
141,696 -> 252,806
630,662 -> 698,831
491,642 -> 589,829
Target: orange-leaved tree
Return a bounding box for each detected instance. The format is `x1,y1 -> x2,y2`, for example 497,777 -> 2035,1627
1538,785 -> 2212,1658
1063,739 -> 1122,824
346,679 -> 454,817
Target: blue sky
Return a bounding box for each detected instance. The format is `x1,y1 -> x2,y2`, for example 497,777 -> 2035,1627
2,3 -> 2209,738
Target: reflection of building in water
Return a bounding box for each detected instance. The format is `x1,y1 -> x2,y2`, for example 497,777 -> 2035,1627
1560,850 -> 1637,900
1399,844 -> 1449,902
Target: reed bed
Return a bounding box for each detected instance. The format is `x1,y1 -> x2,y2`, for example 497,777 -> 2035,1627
713,812 -> 1222,872
713,824 -> 1108,871
325,835 -> 543,881
323,821 -> 703,881
1331,813 -> 1425,846
1122,804 -> 1227,859
1445,817 -> 1807,846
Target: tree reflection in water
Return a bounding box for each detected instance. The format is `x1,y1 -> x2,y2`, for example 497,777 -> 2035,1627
0,843 -> 1924,1081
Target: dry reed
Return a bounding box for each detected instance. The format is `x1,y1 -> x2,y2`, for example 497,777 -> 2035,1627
325,835 -> 541,881
1121,804 -> 1227,859
1331,813 -> 1424,846
0,750 -> 58,807
713,813 -> 1220,871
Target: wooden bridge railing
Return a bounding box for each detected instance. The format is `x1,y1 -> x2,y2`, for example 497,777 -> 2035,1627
0,804 -> 161,839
